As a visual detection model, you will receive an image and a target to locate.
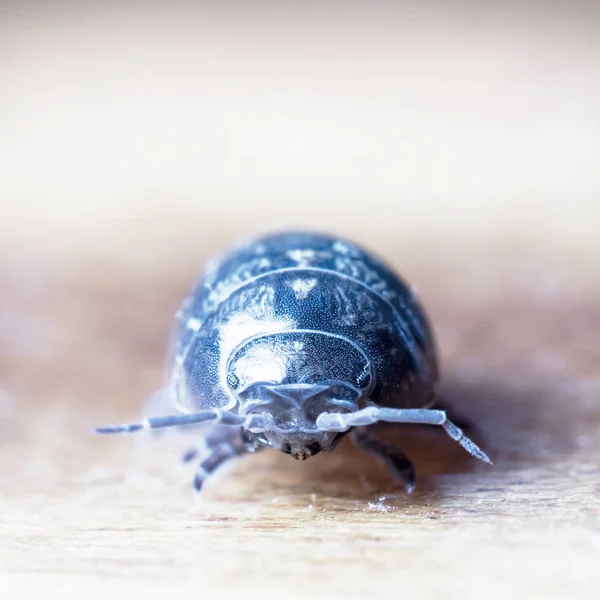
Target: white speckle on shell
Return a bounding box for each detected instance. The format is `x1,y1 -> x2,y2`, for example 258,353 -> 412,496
333,241 -> 351,254
187,317 -> 202,332
293,340 -> 305,353
288,278 -> 318,300
286,249 -> 316,266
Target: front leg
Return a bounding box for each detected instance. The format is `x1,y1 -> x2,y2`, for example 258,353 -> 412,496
190,428 -> 264,493
350,426 -> 416,494
192,442 -> 248,492
181,424 -> 250,464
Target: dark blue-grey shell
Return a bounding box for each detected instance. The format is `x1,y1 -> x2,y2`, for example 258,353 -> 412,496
94,234 -> 491,487
166,231 -> 438,417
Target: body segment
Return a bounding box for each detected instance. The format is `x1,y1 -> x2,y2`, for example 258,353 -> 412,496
168,231 -> 437,414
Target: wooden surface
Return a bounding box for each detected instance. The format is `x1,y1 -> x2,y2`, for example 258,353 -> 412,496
1,3 -> 600,599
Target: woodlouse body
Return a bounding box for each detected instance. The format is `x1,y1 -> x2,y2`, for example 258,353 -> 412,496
97,231 -> 490,492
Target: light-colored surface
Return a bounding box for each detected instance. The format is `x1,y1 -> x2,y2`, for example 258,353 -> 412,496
1,3 -> 600,599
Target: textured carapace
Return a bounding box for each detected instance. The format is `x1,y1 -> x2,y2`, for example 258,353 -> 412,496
95,231 -> 490,492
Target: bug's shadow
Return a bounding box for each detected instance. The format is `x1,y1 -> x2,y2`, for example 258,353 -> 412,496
258,373 -> 583,503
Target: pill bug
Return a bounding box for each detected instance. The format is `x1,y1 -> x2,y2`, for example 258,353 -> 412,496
96,231 -> 490,493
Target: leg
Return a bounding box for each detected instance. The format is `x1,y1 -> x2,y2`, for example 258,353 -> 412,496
316,407 -> 492,464
351,427 -> 416,494
192,435 -> 263,493
181,425 -> 261,464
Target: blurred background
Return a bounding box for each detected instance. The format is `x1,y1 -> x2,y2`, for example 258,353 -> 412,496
1,3 -> 600,595
1,0 -> 599,268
